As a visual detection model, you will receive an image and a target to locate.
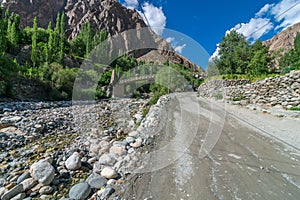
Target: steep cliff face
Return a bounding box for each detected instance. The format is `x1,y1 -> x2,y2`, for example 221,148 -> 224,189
1,0 -> 66,29
1,0 -> 202,71
65,0 -> 147,39
264,22 -> 300,52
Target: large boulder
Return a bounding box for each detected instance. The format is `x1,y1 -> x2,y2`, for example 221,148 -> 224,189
29,160 -> 55,185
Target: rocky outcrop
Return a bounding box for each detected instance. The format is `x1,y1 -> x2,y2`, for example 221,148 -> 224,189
65,0 -> 146,39
264,22 -> 300,52
198,71 -> 300,109
1,0 -> 66,29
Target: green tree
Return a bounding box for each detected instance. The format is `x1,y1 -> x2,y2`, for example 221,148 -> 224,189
0,7 -> 7,53
206,61 -> 220,77
294,32 -> 300,53
84,22 -> 92,56
7,20 -> 18,48
248,40 -> 270,75
59,12 -> 66,63
280,33 -> 300,71
31,17 -> 38,66
216,30 -> 251,74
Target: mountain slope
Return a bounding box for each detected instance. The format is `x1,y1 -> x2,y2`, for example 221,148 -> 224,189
1,0 -> 203,71
264,22 -> 300,52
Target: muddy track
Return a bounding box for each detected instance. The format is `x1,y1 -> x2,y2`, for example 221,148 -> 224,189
119,93 -> 300,200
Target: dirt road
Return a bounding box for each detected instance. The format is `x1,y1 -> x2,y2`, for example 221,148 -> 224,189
122,92 -> 300,200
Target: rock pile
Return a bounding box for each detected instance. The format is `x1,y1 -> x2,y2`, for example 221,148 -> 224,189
0,95 -> 171,199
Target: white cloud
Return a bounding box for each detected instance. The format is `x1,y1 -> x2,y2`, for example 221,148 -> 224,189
270,0 -> 300,30
121,1 -> 167,35
123,0 -> 139,9
174,44 -> 186,53
165,37 -> 175,43
210,0 -> 300,61
209,46 -> 220,62
234,18 -> 273,40
141,2 -> 166,35
256,4 -> 274,17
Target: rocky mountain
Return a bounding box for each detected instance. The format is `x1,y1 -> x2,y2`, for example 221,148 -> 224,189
1,0 -> 202,71
264,22 -> 300,52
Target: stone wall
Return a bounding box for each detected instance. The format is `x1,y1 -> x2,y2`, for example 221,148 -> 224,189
198,70 -> 300,109
197,79 -> 251,98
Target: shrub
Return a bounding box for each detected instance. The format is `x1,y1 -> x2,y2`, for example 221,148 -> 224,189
232,93 -> 244,101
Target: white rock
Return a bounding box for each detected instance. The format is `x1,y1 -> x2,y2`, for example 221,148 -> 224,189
109,145 -> 126,156
130,138 -> 142,148
98,154 -> 116,166
65,152 -> 82,171
30,160 -> 55,185
128,131 -> 139,137
100,167 -> 118,179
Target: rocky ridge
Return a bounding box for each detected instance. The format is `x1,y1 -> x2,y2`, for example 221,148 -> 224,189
264,22 -> 300,52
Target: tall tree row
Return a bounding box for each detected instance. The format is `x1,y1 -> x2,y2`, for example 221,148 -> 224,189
31,17 -> 38,66
212,30 -> 271,76
0,7 -> 7,54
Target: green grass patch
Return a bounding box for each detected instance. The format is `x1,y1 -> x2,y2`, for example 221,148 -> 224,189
290,107 -> 300,111
204,73 -> 282,83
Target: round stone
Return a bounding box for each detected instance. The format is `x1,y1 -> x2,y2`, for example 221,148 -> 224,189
30,160 -> 55,185
100,167 -> 118,179
69,182 -> 91,200
65,152 -> 82,171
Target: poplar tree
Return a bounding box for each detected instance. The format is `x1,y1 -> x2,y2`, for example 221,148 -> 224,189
59,12 -> 66,63
31,17 -> 38,66
0,7 -> 7,53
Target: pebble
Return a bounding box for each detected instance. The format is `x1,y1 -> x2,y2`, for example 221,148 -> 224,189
86,172 -> 107,189
69,182 -> 91,200
17,171 -> 31,184
65,152 -> 82,171
39,185 -> 53,195
10,193 -> 26,200
0,187 -> 8,196
130,138 -> 142,148
100,167 -> 118,179
98,154 -> 117,166
128,131 -> 139,137
101,187 -> 115,199
109,145 -> 126,156
1,184 -> 24,200
20,178 -> 37,191
30,160 -> 55,185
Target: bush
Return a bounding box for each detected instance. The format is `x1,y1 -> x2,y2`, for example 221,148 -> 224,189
142,106 -> 150,118
39,62 -> 78,100
95,88 -> 107,100
232,93 -> 244,101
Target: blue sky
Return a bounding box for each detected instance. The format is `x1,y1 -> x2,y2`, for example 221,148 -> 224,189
119,0 -> 300,68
